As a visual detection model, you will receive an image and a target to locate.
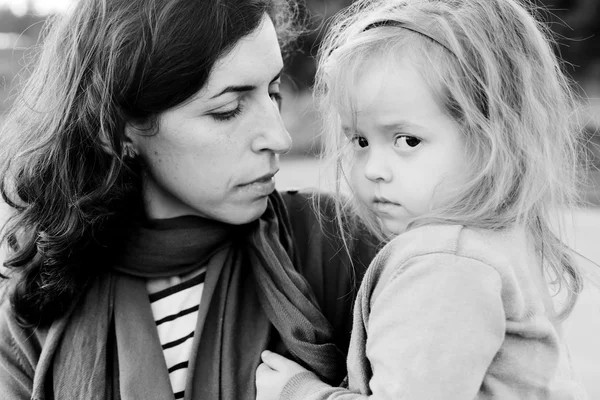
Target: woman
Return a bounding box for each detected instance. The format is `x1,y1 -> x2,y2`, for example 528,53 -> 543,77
0,0 -> 377,399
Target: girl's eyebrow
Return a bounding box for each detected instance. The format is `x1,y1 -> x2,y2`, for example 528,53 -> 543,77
209,67 -> 284,99
378,121 -> 416,130
378,121 -> 431,136
341,121 -> 424,136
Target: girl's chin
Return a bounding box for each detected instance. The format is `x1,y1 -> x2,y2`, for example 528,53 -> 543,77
379,218 -> 409,236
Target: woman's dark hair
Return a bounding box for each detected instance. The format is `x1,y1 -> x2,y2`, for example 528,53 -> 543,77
0,0 -> 300,327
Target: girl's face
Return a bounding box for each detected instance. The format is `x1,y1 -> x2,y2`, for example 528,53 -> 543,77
342,59 -> 469,234
127,16 -> 291,224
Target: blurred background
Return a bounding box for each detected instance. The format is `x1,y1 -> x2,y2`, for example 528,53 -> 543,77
0,0 -> 598,396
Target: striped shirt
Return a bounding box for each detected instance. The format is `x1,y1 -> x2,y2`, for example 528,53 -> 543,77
147,267 -> 206,399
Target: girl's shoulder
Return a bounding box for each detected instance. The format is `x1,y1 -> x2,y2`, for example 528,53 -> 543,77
379,224 -> 522,272
364,224 -> 525,302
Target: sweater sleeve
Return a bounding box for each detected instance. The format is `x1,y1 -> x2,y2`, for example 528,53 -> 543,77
0,301 -> 39,399
281,252 -> 506,400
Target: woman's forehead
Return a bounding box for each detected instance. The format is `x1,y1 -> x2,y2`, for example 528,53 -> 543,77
201,16 -> 284,97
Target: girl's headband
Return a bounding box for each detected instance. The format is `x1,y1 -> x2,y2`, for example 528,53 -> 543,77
363,20 -> 453,54
362,20 -> 489,118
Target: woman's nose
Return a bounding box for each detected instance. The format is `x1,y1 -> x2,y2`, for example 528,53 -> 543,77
251,98 -> 292,155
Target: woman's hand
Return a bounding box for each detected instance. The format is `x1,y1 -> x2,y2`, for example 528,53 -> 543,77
256,350 -> 310,400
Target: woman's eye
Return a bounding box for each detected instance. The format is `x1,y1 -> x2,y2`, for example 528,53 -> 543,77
210,104 -> 243,122
394,135 -> 421,149
351,136 -> 369,148
270,92 -> 283,111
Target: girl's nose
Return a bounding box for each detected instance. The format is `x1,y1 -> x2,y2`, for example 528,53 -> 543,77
363,150 -> 392,182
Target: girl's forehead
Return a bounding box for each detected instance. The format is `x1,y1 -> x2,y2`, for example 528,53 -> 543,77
332,53 -> 420,110
332,57 -> 455,140
328,52 -> 389,112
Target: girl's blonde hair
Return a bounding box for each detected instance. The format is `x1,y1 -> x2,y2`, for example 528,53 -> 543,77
316,0 -> 586,318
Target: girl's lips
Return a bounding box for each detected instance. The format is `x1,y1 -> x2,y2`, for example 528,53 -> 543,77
371,200 -> 402,214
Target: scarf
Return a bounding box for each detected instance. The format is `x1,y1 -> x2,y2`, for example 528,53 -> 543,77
41,192 -> 345,400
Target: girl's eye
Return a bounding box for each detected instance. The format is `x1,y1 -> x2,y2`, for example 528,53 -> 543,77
270,92 -> 283,111
351,136 -> 369,148
394,135 -> 421,149
211,104 -> 243,122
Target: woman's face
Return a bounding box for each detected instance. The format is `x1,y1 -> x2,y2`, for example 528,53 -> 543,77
127,15 -> 291,224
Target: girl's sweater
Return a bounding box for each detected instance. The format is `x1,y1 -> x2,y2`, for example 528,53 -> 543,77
282,224 -> 587,399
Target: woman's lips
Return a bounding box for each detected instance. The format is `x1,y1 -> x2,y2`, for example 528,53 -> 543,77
239,171 -> 278,196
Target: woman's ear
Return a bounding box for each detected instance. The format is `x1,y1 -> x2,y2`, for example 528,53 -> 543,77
95,121 -> 140,159
123,122 -> 141,159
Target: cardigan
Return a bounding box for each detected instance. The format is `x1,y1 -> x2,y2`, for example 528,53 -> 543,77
0,190 -> 378,399
282,224 -> 588,399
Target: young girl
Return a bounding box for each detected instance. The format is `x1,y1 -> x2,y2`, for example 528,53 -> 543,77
255,0 -> 590,398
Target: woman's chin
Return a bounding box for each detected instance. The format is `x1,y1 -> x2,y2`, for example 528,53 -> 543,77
221,196 -> 270,225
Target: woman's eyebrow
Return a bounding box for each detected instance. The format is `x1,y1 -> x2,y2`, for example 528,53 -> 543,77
210,84 -> 255,99
271,67 -> 283,83
210,67 -> 284,99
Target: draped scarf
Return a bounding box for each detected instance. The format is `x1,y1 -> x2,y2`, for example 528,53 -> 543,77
41,192 -> 345,400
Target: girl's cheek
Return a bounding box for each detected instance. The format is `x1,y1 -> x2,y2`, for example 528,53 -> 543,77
349,164 -> 365,193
